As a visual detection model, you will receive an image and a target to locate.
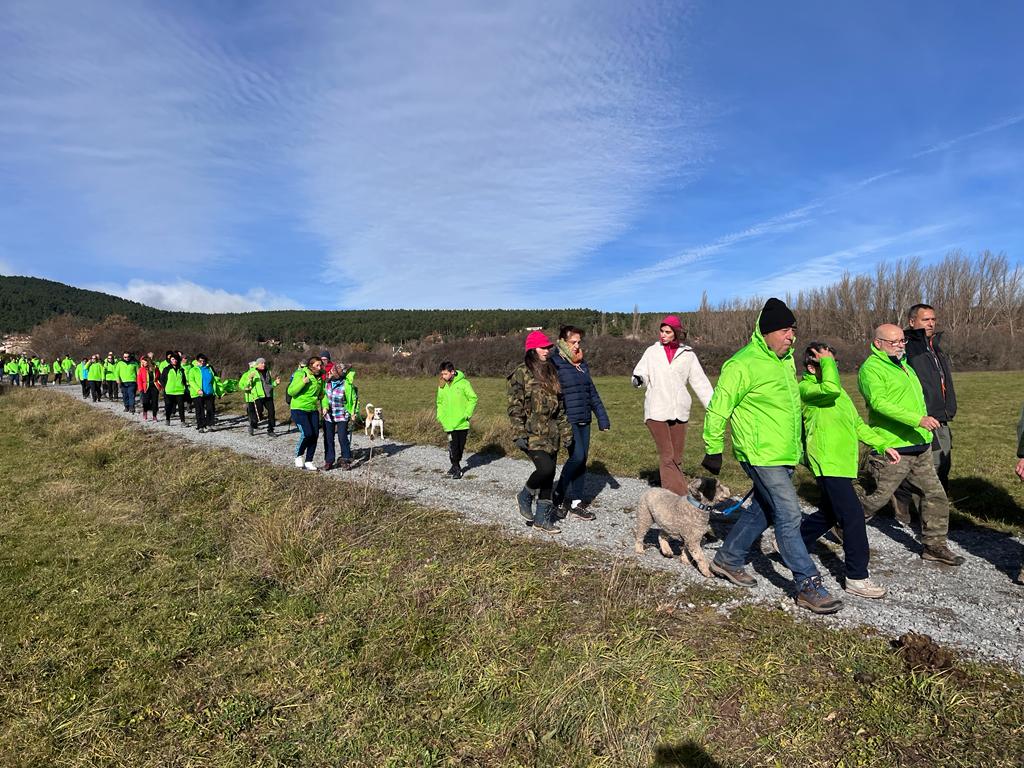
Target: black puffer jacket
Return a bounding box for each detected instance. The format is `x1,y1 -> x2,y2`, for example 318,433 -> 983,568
904,328 -> 956,422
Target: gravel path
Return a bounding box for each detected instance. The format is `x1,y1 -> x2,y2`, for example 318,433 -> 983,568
54,386 -> 1024,669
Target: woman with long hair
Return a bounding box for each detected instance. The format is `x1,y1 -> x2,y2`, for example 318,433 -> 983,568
507,331 -> 572,534
136,356 -> 161,421
632,315 -> 714,495
287,356 -> 325,471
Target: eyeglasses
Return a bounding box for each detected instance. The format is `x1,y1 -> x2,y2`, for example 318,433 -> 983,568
875,337 -> 907,346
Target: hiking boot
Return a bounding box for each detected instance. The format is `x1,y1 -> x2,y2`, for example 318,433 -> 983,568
322,462 -> 334,471
450,466 -> 463,479
517,486 -> 536,523
569,501 -> 595,521
709,559 -> 757,588
921,543 -> 965,566
249,426 -> 255,436
533,500 -> 561,535
844,577 -> 887,599
267,430 -> 276,437
337,460 -> 351,471
294,456 -> 304,469
795,576 -> 843,614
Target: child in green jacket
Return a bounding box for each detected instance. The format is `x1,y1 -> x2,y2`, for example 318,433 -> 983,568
437,361 -> 478,479
799,343 -> 900,599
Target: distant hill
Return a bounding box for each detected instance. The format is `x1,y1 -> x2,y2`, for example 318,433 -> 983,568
0,275 -> 625,343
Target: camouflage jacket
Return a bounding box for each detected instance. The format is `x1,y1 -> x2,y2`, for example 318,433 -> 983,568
506,363 -> 572,453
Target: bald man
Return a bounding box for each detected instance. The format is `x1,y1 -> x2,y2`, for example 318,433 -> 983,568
857,324 -> 963,566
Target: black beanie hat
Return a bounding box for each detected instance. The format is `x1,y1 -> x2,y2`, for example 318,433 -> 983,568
758,297 -> 797,335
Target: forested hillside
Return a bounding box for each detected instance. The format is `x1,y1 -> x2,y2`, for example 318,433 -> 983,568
0,276 -> 627,343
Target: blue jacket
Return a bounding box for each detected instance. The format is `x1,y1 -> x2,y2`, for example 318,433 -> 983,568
550,352 -> 610,429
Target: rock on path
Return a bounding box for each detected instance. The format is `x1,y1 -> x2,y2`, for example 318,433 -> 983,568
54,387 -> 1024,669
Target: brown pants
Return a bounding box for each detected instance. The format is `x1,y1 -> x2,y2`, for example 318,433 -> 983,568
646,419 -> 688,495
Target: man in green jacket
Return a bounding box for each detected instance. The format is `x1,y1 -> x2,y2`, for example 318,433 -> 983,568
702,298 -> 842,614
115,352 -> 139,413
86,355 -> 105,402
799,343 -> 901,599
858,324 -> 963,566
241,358 -> 280,436
436,362 -> 479,479
102,353 -> 118,401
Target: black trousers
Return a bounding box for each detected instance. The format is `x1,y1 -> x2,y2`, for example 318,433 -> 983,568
90,381 -> 103,402
247,396 -> 276,431
195,395 -> 216,428
105,380 -> 117,400
448,429 -> 468,468
81,380 -> 90,398
800,476 -> 871,581
141,386 -> 160,416
164,393 -> 186,423
524,449 -> 557,500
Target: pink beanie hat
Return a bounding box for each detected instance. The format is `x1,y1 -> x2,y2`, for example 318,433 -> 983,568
660,315 -> 684,334
524,330 -> 553,351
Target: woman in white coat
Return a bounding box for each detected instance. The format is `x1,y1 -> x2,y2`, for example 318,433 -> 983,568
632,315 -> 714,495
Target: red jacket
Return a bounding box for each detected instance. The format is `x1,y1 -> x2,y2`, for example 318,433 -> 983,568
137,365 -> 160,392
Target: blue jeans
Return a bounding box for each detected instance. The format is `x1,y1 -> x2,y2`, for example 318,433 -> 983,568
554,422 -> 591,502
120,383 -> 137,411
715,463 -> 819,586
291,409 -> 320,462
322,418 -> 351,465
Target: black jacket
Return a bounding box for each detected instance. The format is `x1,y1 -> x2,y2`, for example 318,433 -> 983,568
904,327 -> 956,422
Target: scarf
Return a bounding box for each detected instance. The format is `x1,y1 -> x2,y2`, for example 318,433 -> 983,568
557,339 -> 584,371
663,340 -> 680,364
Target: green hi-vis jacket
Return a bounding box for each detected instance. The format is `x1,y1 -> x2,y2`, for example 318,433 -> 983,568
703,321 -> 802,466
800,356 -> 890,478
436,370 -> 478,432
87,360 -> 105,381
115,360 -> 139,384
857,344 -> 931,449
287,367 -> 324,412
161,365 -> 187,396
103,360 -> 118,381
240,367 -> 277,402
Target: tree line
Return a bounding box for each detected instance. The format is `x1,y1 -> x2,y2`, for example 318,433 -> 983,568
10,250 -> 1023,375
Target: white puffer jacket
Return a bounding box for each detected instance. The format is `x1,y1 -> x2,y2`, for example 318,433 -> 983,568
632,342 -> 714,422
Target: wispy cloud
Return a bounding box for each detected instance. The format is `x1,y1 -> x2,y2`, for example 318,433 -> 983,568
743,223 -> 952,299
912,112 -> 1024,158
86,279 -> 301,313
287,2 -> 703,307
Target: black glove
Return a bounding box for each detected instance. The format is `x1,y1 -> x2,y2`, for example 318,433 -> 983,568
701,453 -> 723,476
515,437 -> 529,452
631,375 -> 644,388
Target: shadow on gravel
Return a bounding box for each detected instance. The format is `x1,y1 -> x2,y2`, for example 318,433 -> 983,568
350,441 -> 415,466
866,514 -> 922,553
948,519 -> 1024,584
583,461 -> 622,503
465,444 -> 506,469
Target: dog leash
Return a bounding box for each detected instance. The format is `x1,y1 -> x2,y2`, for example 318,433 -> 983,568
685,486 -> 754,517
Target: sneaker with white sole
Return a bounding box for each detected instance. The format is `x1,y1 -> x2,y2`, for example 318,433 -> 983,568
844,577 -> 887,599
303,461 -> 319,471
294,456 -> 304,468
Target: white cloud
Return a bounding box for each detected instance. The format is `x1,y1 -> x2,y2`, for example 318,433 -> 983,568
87,279 -> 301,313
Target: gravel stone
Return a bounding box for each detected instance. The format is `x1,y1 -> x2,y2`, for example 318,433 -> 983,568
57,387 -> 1024,669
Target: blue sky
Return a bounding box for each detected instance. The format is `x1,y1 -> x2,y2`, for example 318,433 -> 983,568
1,1 -> 1022,312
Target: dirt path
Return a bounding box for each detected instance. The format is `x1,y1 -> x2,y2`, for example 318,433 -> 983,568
55,386 -> 1024,669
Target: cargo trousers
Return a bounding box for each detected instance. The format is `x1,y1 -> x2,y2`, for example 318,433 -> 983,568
861,449 -> 950,546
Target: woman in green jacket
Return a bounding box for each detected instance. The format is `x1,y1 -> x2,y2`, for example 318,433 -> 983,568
799,343 -> 900,599
287,357 -> 324,471
436,361 -> 478,479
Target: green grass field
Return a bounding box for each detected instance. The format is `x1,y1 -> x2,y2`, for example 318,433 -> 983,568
1,388 -> 1023,766
334,370 -> 1023,535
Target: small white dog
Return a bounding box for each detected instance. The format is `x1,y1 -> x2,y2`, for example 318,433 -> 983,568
364,403 -> 385,440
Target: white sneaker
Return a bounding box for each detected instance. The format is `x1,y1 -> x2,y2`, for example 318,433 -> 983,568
844,577 -> 887,599
303,461 -> 319,471
294,456 -> 304,468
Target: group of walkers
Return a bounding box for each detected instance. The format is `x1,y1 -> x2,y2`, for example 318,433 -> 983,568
3,355 -> 75,387
7,296 -> 1022,613
505,298 -> 1021,615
